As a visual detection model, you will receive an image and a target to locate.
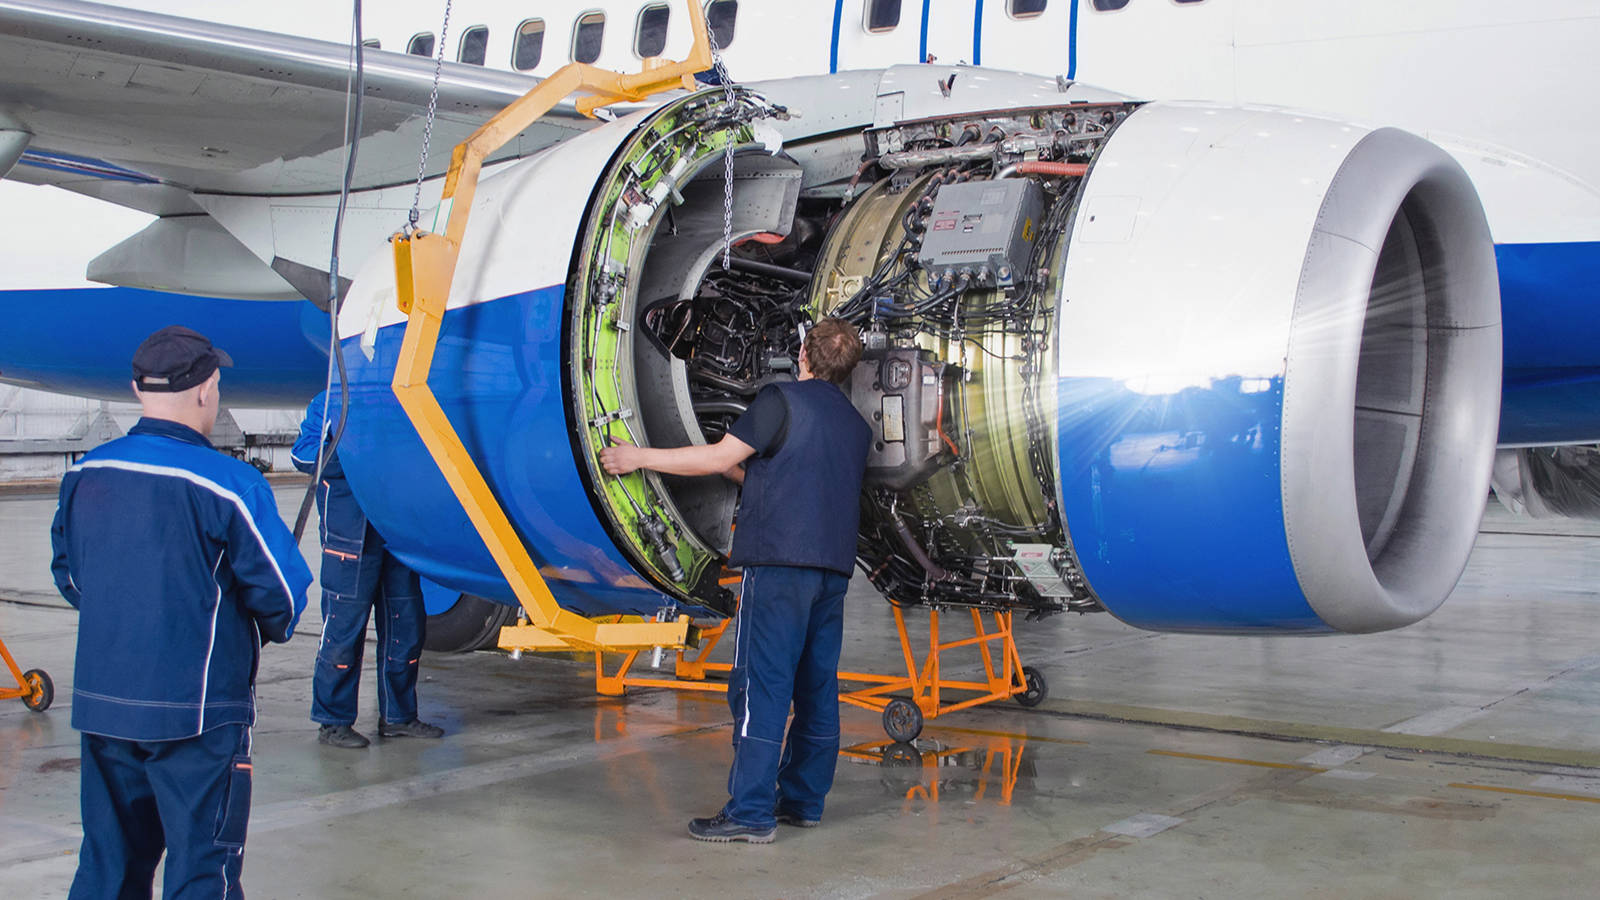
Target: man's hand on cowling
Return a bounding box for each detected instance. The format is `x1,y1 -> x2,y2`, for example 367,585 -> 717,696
599,438 -> 642,475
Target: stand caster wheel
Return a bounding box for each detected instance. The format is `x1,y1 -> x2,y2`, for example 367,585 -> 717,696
883,698 -> 924,742
1015,666 -> 1047,708
22,669 -> 53,712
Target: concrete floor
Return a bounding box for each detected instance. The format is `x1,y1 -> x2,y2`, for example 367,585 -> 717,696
2,483 -> 1598,898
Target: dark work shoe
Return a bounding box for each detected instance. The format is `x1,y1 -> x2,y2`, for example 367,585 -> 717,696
775,809 -> 820,828
378,719 -> 444,739
317,724 -> 370,749
687,812 -> 775,843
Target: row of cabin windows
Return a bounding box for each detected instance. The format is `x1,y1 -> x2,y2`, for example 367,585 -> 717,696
380,0 -> 1195,67
865,0 -> 1204,32
394,1 -> 738,70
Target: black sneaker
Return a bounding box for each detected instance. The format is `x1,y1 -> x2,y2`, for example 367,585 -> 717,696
775,809 -> 820,828
317,724 -> 370,749
378,719 -> 445,739
687,812 -> 775,843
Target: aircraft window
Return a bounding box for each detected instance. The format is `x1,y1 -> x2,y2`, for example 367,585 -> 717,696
513,19 -> 546,71
635,3 -> 671,58
865,0 -> 901,33
407,32 -> 435,57
707,0 -> 738,48
458,26 -> 489,66
1009,0 -> 1048,17
1091,0 -> 1130,10
361,38 -> 381,50
573,12 -> 606,63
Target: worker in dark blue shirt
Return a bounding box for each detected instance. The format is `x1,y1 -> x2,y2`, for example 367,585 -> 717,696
51,325 -> 313,898
292,390 -> 443,748
600,317 -> 870,843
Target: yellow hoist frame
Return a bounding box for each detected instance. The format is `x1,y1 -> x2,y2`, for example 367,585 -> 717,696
390,0 -> 714,655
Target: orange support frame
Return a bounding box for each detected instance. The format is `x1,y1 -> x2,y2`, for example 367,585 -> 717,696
589,598 -> 1036,739
0,636 -> 50,710
835,606 -> 1030,720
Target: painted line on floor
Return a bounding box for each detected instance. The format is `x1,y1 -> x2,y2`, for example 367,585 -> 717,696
1146,749 -> 1324,772
1015,698 -> 1600,770
1448,782 -> 1600,804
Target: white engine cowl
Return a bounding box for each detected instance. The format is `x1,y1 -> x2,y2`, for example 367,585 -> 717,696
1054,101 -> 1501,633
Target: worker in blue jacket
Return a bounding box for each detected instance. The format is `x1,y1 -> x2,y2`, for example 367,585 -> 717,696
292,389 -> 443,748
51,325 -> 313,898
601,317 -> 871,843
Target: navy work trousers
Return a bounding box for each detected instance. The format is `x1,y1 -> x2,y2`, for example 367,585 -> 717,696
311,525 -> 424,726
723,565 -> 849,828
70,723 -> 250,900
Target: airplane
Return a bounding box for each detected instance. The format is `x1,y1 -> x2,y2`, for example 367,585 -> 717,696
1,0 -> 1596,657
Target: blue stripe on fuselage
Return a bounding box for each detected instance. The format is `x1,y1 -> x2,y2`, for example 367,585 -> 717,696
1068,0 -> 1080,79
0,287 -> 327,406
830,0 -> 846,73
1497,241 -> 1600,445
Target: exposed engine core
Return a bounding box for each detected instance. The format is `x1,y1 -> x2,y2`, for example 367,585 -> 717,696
804,105 -> 1129,614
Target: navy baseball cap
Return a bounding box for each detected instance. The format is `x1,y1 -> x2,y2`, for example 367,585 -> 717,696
131,325 -> 234,393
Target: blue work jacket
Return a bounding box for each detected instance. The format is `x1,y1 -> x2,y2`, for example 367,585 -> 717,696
51,417 -> 312,741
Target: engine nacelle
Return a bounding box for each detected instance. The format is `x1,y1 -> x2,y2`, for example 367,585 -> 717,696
334,74 -> 1501,635
1052,103 -> 1500,633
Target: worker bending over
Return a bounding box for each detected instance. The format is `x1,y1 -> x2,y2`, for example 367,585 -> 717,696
601,317 -> 870,843
51,325 -> 312,897
293,390 -> 443,748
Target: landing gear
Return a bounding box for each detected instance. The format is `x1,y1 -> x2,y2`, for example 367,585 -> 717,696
423,594 -> 518,653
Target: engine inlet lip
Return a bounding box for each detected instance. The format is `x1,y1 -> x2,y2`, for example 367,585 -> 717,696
1280,127 -> 1501,634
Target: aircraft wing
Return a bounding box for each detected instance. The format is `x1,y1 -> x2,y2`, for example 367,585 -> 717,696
0,0 -> 599,216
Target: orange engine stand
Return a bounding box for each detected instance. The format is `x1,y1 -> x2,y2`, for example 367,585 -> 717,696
0,635 -> 53,712
837,605 -> 1046,742
586,601 -> 1047,741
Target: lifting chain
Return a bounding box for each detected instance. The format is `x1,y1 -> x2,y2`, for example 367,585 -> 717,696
407,0 -> 454,233
707,26 -> 736,270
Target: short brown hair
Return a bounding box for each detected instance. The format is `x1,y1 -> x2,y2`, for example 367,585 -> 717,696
803,317 -> 864,384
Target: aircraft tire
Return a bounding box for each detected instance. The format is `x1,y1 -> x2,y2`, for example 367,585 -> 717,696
424,594 -> 518,654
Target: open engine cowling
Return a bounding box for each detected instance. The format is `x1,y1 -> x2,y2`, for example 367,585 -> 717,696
333,72 -> 1500,635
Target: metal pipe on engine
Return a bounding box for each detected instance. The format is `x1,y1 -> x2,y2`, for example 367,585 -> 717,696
727,256 -> 814,283
878,145 -> 997,170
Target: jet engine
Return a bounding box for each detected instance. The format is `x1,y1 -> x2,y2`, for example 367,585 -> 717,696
335,73 -> 1500,636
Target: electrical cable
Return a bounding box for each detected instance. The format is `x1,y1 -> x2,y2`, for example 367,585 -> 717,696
293,0 -> 365,542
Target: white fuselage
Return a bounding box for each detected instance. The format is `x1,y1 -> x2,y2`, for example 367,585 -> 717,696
3,0 -> 1597,289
